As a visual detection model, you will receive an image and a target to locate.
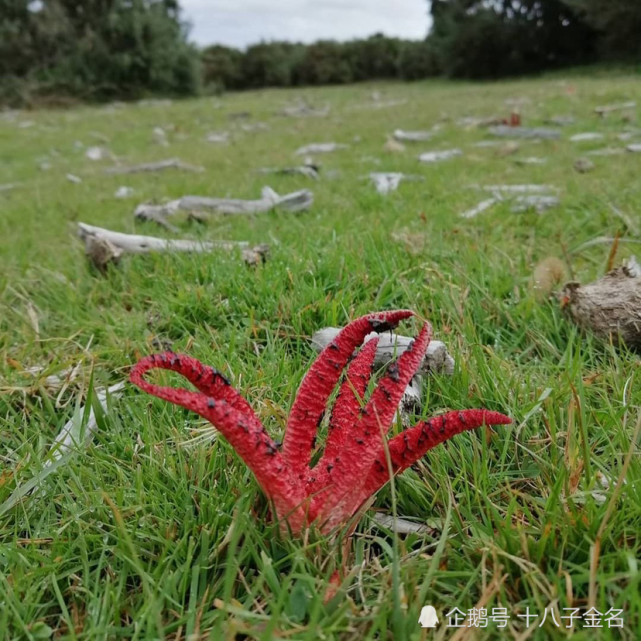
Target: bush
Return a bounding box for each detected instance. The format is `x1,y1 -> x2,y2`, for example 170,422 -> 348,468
0,0 -> 201,106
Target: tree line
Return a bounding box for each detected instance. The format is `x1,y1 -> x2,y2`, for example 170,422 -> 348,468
1,0 -> 639,106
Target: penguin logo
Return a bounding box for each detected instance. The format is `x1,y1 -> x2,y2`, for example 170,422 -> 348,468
418,605 -> 439,628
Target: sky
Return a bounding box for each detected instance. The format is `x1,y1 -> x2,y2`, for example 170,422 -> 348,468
180,0 -> 432,49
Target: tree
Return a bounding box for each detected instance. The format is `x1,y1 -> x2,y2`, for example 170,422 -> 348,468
428,0 -> 597,78
202,45 -> 243,91
0,0 -> 201,105
563,0 -> 641,59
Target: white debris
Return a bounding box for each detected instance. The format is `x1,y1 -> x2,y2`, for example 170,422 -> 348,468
460,198 -> 498,219
66,173 -> 82,184
368,172 -> 423,195
482,184 -> 557,194
462,184 -> 560,218
258,165 -> 320,179
373,513 -> 429,535
205,131 -> 230,144
295,142 -> 349,155
586,147 -> 625,157
114,186 -> 135,199
418,148 -> 463,163
546,115 -> 575,126
393,129 -> 433,143
240,122 -> 269,132
595,101 -> 636,116
105,158 -> 204,175
281,101 -> 330,118
514,157 -> 547,165
627,144 -> 641,153
86,146 -> 109,161
570,133 -> 604,142
489,126 -> 560,140
152,127 -> 169,146
473,140 -> 503,148
511,195 -> 560,214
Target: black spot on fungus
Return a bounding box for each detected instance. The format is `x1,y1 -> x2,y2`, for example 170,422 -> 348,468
458,412 -> 466,425
326,464 -> 334,473
387,362 -> 400,383
369,318 -> 396,333
207,399 -> 216,409
355,438 -> 365,445
329,342 -> 340,351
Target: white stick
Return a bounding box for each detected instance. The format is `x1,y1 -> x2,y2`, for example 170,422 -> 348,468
310,328 -> 455,376
595,101 -> 636,116
78,222 -> 247,253
460,198 -> 498,219
134,187 -> 313,222
393,129 -> 433,143
104,158 -> 204,175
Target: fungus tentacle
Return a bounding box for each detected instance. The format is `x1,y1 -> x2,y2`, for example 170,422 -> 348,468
316,322 -> 431,526
282,310 -> 414,481
130,355 -> 304,518
306,336 -> 380,496
350,409 -> 512,512
131,352 -> 256,414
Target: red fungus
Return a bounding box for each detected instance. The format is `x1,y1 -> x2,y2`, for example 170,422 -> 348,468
130,310 -> 511,535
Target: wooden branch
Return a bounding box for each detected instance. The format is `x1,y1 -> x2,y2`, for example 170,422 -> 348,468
368,172 -> 424,195
488,126 -> 560,139
104,158 -> 204,175
77,223 -> 264,271
418,149 -> 463,163
134,187 -> 313,224
595,101 -> 636,116
311,327 -> 455,423
393,129 -> 433,142
295,143 -> 348,155
78,223 -> 246,254
257,166 -> 320,180
310,328 -> 455,377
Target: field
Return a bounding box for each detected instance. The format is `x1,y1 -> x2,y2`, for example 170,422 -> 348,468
1,71 -> 641,640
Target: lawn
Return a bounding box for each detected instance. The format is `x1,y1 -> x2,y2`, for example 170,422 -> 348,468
1,70 -> 640,640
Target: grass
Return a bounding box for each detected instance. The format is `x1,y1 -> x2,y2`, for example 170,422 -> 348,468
1,71 -> 640,640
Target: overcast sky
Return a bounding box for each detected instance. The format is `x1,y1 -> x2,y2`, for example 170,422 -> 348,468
180,0 -> 431,49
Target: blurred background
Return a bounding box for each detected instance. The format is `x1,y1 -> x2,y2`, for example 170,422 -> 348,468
1,1 -> 639,106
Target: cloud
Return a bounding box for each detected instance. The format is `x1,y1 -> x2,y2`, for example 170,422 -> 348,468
180,0 -> 431,48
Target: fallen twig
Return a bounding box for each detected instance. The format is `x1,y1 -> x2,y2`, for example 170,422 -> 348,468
104,158 -> 204,175
134,187 -> 313,225
393,129 -> 433,143
489,126 -> 560,140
